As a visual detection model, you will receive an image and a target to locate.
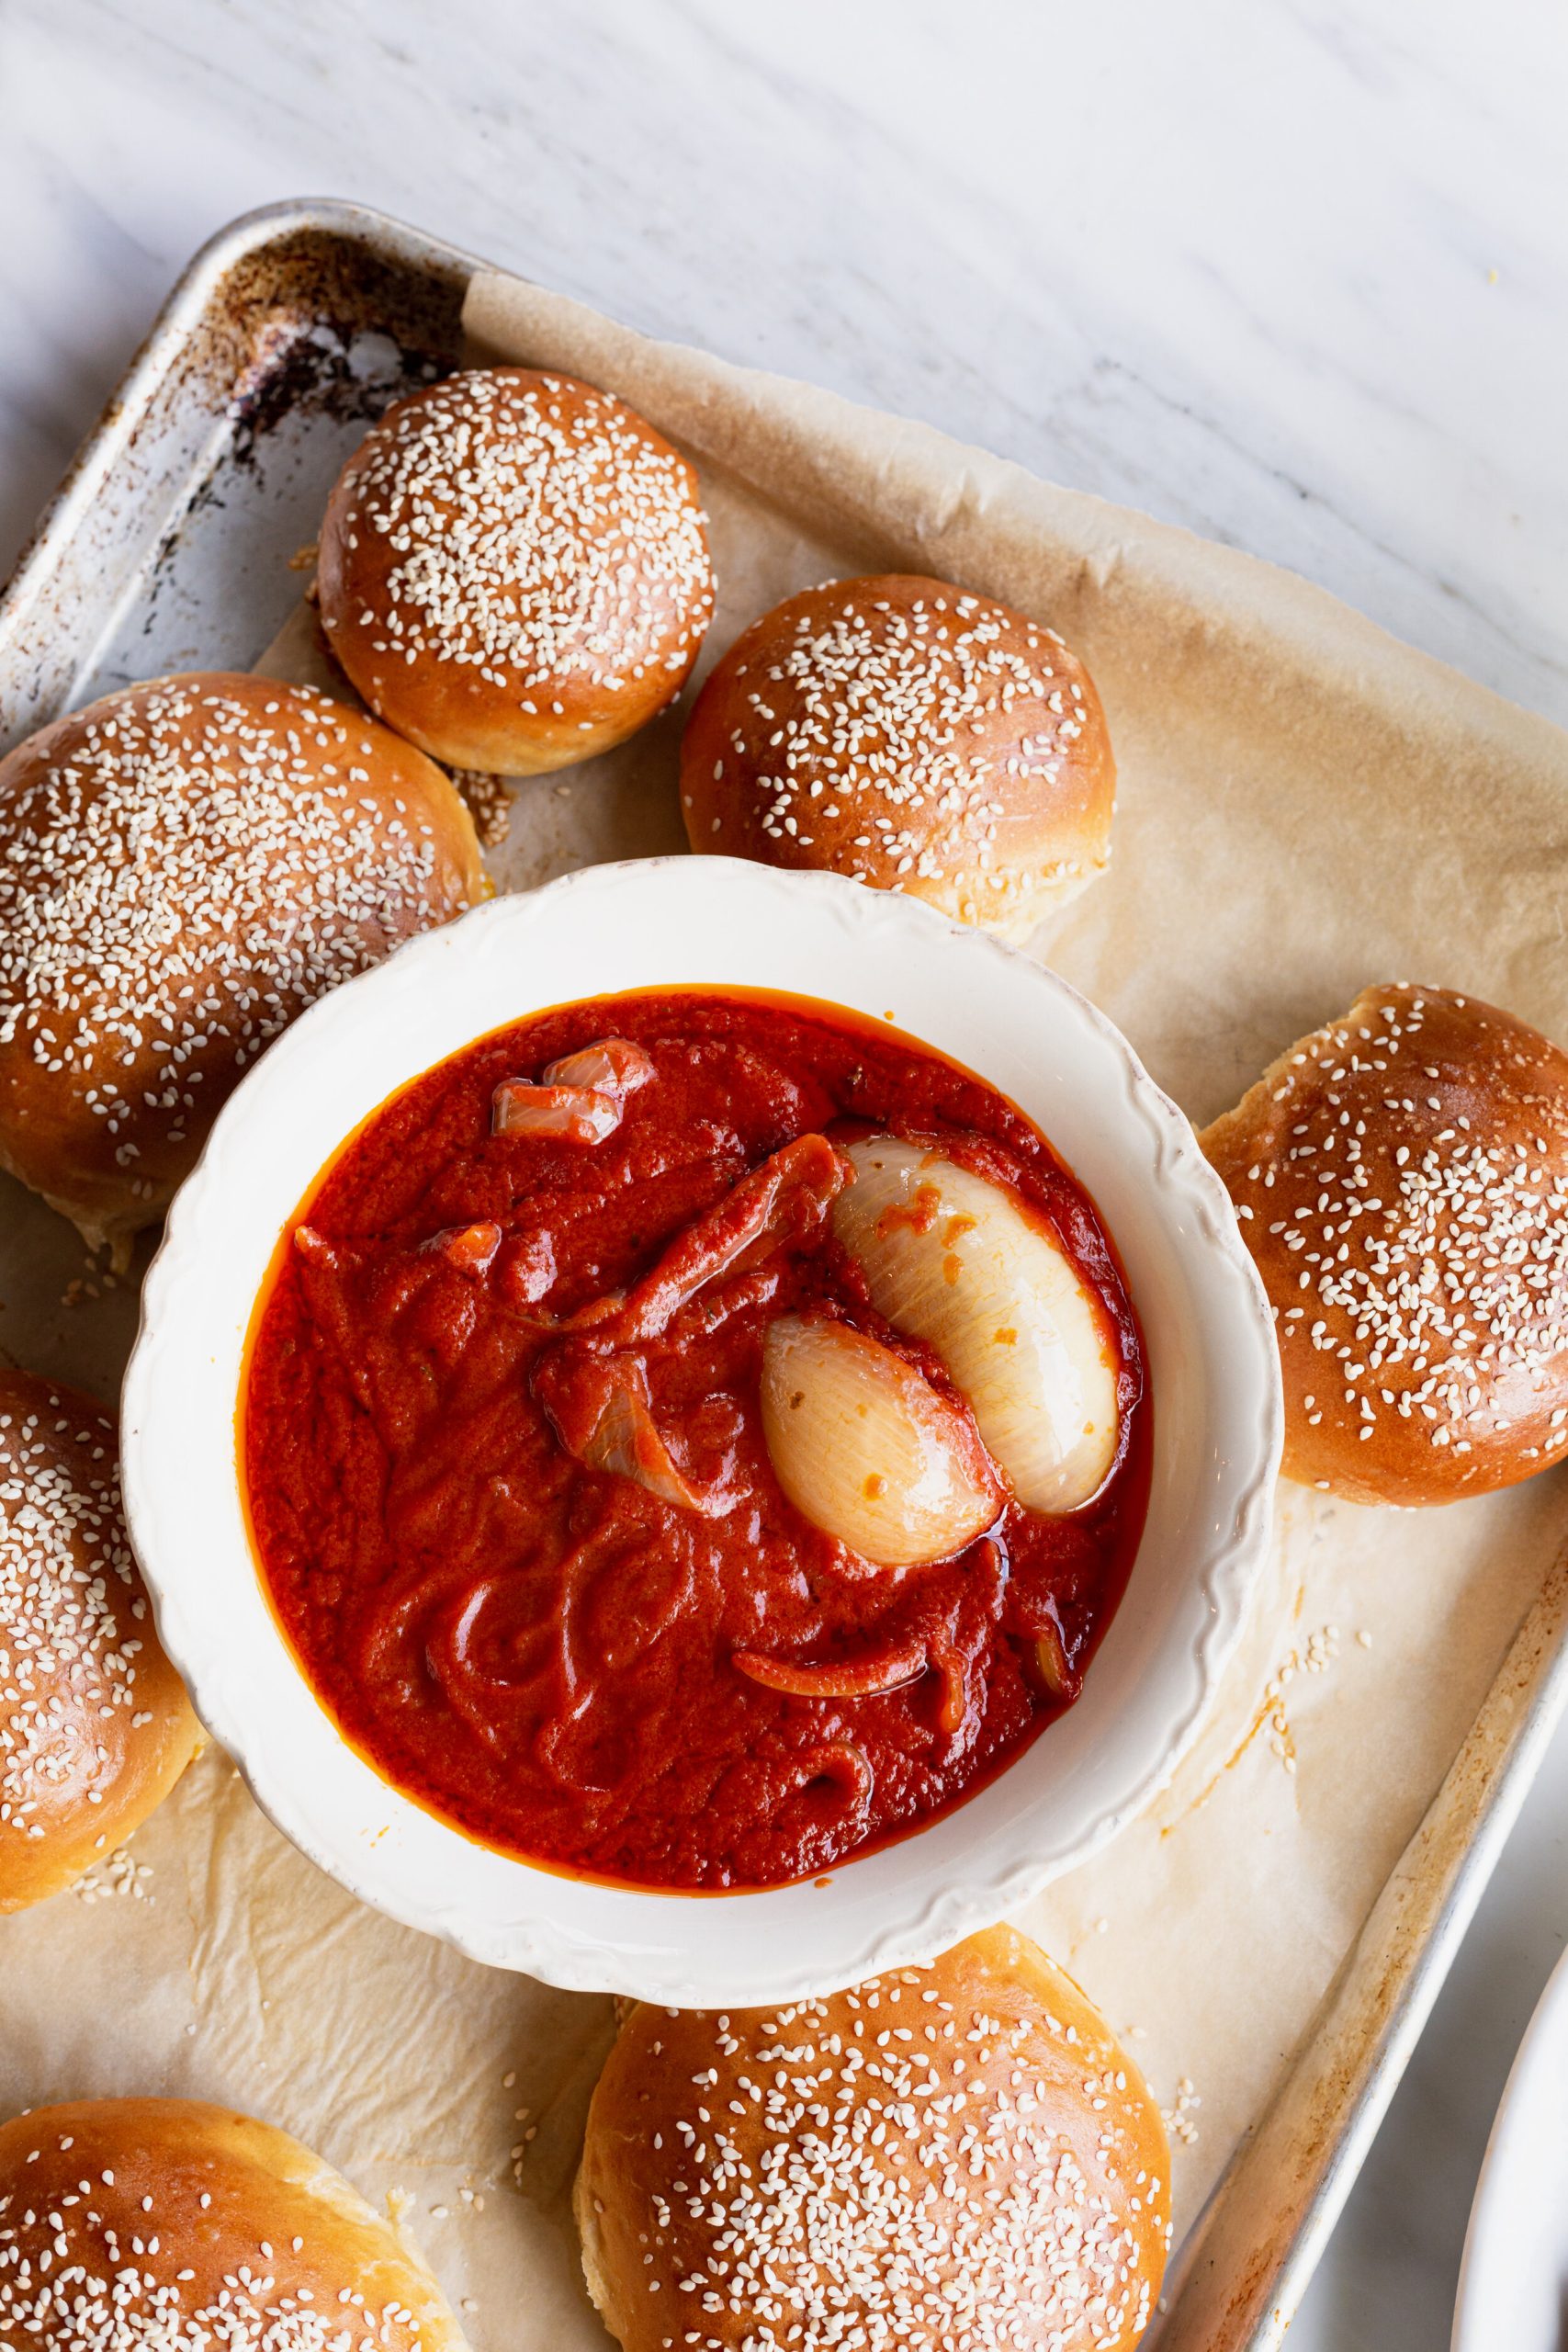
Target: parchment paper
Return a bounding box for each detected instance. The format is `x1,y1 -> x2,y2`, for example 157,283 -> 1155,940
4,265 -> 1568,2346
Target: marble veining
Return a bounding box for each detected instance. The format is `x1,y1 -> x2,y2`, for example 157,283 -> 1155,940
0,3 -> 1564,2345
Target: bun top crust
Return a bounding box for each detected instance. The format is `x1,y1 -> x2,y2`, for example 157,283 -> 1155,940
1202,983 -> 1568,1505
0,1372 -> 199,1912
318,368 -> 715,775
575,1926 -> 1170,2352
0,2098 -> 468,2350
0,673 -> 483,1253
679,574 -> 1114,942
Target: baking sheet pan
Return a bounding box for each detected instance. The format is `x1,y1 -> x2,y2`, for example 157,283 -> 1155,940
3,198 -> 1567,2352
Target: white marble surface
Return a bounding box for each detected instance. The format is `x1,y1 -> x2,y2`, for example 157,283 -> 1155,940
1,0 -> 1565,2339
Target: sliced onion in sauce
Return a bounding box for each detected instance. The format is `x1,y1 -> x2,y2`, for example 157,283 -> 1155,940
928,1635 -> 969,1736
732,1635 -> 928,1700
491,1039 -> 654,1146
832,1136 -> 1120,1513
794,1741 -> 873,1806
557,1132 -> 851,1346
491,1080 -> 624,1145
1034,1611 -> 1082,1702
543,1037 -> 655,1096
420,1221 -> 502,1275
534,1349 -> 721,1516
760,1315 -> 998,1566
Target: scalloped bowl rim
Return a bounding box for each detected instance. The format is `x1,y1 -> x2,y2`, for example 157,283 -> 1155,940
120,857 -> 1280,2003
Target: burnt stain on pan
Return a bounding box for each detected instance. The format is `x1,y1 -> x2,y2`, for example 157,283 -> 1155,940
0,220 -> 470,749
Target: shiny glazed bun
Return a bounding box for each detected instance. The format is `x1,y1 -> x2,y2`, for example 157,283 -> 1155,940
317,368 -> 715,774
0,2098 -> 468,2349
576,1926 -> 1171,2352
1202,983 -> 1568,1505
680,575 -> 1114,942
0,673 -> 483,1257
0,1373 -> 199,1912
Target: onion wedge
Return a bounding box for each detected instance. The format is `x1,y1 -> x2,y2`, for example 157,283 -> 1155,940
760,1315 -> 998,1566
833,1136 -> 1120,1512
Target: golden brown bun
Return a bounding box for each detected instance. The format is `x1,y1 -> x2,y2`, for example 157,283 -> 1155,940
1202,984 -> 1568,1506
0,673 -> 483,1258
0,1373 -> 201,1912
318,368 -> 715,775
0,2098 -> 468,2348
576,1926 -> 1170,2352
680,575 -> 1115,943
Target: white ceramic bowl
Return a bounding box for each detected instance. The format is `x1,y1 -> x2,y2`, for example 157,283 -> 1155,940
122,857 -> 1280,2003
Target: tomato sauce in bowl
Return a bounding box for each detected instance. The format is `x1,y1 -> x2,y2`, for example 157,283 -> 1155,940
241,988 -> 1148,1891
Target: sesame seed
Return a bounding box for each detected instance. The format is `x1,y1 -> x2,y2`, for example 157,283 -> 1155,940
328,371 -> 713,725
693,580 -> 1102,927
1214,985 -> 1568,1487
612,1958 -> 1168,2348
0,1384 -> 146,1859
0,680 -> 467,1209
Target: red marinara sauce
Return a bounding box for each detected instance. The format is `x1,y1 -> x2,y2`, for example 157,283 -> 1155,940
242,989 -> 1149,1890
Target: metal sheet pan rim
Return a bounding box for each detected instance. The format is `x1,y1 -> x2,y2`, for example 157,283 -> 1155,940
0,197 -> 483,629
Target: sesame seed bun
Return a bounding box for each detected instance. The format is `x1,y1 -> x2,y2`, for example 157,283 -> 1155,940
679,576 -> 1115,943
317,368 -> 716,775
1202,984 -> 1568,1506
0,673 -> 484,1261
575,1926 -> 1171,2352
0,1373 -> 200,1913
0,2098 -> 468,2349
